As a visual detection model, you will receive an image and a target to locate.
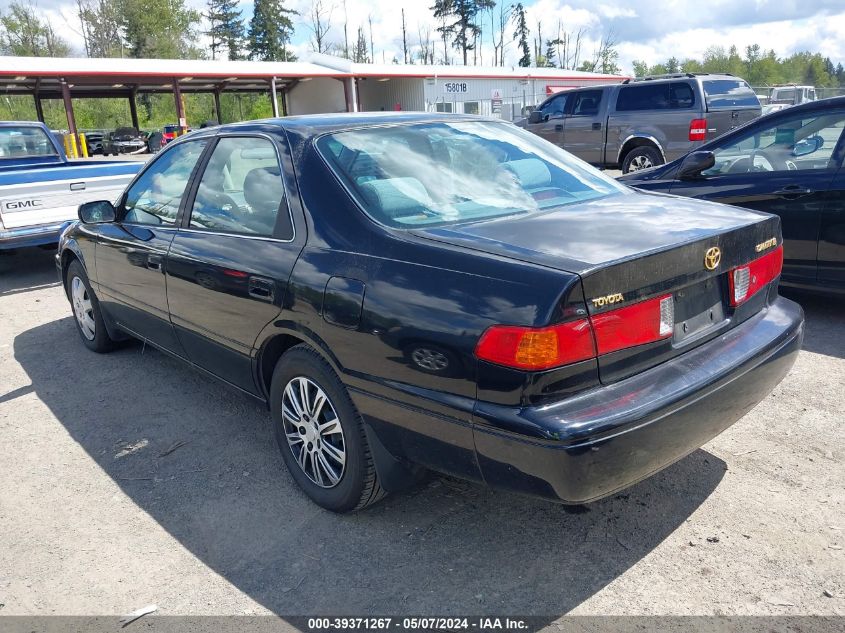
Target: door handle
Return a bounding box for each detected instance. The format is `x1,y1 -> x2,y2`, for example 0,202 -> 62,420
147,254 -> 164,271
248,277 -> 275,302
592,122 -> 602,130
554,124 -> 563,132
69,182 -> 86,191
773,186 -> 813,199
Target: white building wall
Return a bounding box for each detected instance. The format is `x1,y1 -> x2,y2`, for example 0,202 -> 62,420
286,77 -> 347,115
356,77 -> 425,112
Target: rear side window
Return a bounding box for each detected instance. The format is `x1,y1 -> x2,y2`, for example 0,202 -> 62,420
702,80 -> 760,109
0,125 -> 58,158
570,90 -> 603,116
189,136 -> 288,238
615,82 -> 695,111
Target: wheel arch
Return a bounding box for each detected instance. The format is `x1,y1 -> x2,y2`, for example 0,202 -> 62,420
617,135 -> 666,166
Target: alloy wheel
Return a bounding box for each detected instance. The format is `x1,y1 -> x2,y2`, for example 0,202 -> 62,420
71,276 -> 96,340
629,155 -> 653,171
281,376 -> 346,488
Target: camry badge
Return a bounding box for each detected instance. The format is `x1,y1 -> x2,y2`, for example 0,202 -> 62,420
704,247 -> 721,271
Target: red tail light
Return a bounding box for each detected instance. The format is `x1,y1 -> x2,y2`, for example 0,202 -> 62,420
475,319 -> 595,371
689,118 -> 707,141
476,295 -> 676,371
729,245 -> 783,306
590,295 -> 674,355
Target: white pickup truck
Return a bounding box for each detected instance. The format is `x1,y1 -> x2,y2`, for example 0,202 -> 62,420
0,121 -> 143,250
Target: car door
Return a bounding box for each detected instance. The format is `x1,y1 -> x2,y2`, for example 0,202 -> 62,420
531,93 -> 568,147
165,134 -> 305,394
818,165 -> 845,288
563,89 -> 606,165
669,108 -> 845,286
94,138 -> 210,353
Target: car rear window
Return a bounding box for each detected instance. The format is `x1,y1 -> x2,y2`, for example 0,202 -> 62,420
0,126 -> 57,158
702,79 -> 760,109
316,121 -> 627,229
615,82 -> 695,111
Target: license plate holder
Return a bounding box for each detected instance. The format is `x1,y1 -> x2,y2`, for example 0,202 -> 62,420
673,278 -> 725,343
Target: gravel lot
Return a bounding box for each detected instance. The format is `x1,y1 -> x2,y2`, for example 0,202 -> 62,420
0,247 -> 842,619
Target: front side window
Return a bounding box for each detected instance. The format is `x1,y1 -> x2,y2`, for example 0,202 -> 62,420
539,94 -> 568,119
570,90 -> 602,116
703,111 -> 845,175
0,126 -> 58,158
317,120 -> 627,229
123,139 -> 208,225
189,136 -> 285,237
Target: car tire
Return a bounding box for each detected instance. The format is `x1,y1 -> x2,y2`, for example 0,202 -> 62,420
622,146 -> 663,174
270,344 -> 386,512
66,260 -> 114,353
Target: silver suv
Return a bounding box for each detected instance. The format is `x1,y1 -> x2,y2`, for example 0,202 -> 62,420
523,73 -> 762,173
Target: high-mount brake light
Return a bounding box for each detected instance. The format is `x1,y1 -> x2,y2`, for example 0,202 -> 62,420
474,319 -> 595,371
729,245 -> 783,306
689,118 -> 707,141
590,295 -> 674,355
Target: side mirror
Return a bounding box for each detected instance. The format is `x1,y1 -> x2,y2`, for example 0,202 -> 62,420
793,135 -> 823,157
528,110 -> 544,125
78,200 -> 116,224
678,151 -> 715,180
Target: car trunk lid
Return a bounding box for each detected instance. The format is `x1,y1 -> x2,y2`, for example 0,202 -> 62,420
412,190 -> 781,382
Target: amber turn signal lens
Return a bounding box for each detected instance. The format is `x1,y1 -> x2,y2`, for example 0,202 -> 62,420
475,319 -> 596,371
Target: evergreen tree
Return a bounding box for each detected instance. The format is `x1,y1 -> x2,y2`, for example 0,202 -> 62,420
431,0 -> 495,65
511,3 -> 530,68
119,0 -> 202,59
543,39 -> 559,67
205,0 -> 245,60
248,0 -> 296,61
352,25 -> 369,63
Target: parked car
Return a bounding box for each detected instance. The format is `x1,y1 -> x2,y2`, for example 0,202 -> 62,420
102,127 -> 147,155
57,114 -> 803,512
762,103 -> 790,116
769,85 -> 817,106
161,123 -> 182,144
619,96 -> 845,295
83,131 -> 105,155
522,73 -> 761,173
0,121 -> 142,250
146,130 -> 164,154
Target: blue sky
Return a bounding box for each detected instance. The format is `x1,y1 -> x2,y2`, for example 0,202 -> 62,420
33,0 -> 845,73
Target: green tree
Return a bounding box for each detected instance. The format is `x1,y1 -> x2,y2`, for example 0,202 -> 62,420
631,59 -> 649,77
77,0 -> 125,57
248,0 -> 297,61
119,0 -> 203,59
511,3 -> 530,67
0,1 -> 70,56
205,0 -> 245,60
431,0 -> 495,66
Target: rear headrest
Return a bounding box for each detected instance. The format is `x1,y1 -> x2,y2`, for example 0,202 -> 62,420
359,178 -> 432,219
244,166 -> 283,213
503,159 -> 552,189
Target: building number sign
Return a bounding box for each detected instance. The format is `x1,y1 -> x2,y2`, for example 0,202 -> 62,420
444,82 -> 468,94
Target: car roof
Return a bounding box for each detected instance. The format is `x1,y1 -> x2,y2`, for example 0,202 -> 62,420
215,112 -> 503,140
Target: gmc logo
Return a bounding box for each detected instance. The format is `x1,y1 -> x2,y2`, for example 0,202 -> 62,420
5,199 -> 43,210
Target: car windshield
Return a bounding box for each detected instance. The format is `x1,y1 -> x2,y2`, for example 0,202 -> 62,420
0,126 -> 57,158
317,120 -> 627,229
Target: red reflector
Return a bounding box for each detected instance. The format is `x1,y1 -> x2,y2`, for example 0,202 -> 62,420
689,118 -> 707,141
729,245 -> 783,306
475,319 -> 596,371
590,295 -> 674,355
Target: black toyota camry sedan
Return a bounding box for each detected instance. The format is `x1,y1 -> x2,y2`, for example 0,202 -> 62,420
57,113 -> 804,512
620,96 -> 845,295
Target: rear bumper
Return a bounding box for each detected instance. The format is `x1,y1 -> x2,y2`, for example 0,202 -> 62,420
472,296 -> 804,503
0,222 -> 68,249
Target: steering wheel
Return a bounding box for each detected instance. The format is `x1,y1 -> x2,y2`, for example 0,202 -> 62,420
749,148 -> 789,172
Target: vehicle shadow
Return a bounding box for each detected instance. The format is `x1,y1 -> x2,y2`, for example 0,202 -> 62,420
14,317 -> 726,617
781,289 -> 845,360
0,248 -> 61,297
